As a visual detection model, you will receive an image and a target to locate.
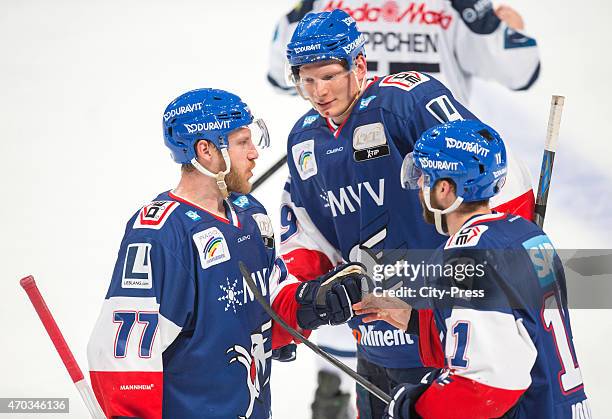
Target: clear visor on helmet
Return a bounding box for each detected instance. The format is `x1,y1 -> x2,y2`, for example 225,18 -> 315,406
249,118 -> 270,149
286,60 -> 354,100
400,152 -> 423,190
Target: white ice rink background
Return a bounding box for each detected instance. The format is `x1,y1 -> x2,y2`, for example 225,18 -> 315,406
1,0 -> 611,417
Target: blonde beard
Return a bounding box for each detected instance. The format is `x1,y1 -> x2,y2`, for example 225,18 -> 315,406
225,168 -> 252,195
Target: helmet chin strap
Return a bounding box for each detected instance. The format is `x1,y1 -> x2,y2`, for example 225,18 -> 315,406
306,69 -> 366,121
190,148 -> 232,199
422,186 -> 464,236
333,70 -> 367,121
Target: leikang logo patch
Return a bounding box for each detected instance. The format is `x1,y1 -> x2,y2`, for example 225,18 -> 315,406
193,227 -> 231,269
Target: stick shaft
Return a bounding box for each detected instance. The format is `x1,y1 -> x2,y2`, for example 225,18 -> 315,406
239,262 -> 392,404
20,276 -> 106,419
252,154 -> 287,191
535,95 -> 565,228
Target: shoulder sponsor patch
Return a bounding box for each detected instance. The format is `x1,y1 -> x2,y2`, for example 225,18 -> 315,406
445,225 -> 488,249
122,243 -> 153,289
185,210 -> 201,221
291,139 -> 318,180
193,227 -> 231,269
353,122 -> 390,162
302,114 -> 319,127
232,195 -> 251,209
359,95 -> 377,110
379,71 -> 430,92
133,201 -> 179,230
252,213 -> 275,249
522,235 -> 556,287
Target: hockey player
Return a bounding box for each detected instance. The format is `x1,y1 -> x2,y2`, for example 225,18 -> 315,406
268,4 -> 539,415
267,0 -> 540,104
86,88 -> 366,419
279,9 -> 534,419
354,119 -> 590,418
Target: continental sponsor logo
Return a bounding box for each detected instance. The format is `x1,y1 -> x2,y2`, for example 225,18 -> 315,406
354,325 -> 415,347
323,1 -> 453,29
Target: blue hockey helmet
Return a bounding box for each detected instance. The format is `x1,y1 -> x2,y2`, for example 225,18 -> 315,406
162,88 -> 269,164
286,9 -> 366,70
401,119 -> 507,234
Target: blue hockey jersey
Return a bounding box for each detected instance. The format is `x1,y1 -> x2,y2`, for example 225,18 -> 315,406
414,212 -> 590,418
87,191 -> 294,419
279,72 -> 535,368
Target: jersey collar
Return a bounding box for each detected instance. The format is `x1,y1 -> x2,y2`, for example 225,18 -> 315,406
168,191 -> 241,228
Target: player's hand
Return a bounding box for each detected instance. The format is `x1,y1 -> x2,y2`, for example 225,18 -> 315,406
272,343 -> 297,362
353,294 -> 413,331
383,370 -> 441,419
296,262 -> 367,329
495,5 -> 525,31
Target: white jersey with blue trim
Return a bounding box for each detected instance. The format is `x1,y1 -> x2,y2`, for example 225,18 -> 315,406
414,212 -> 590,418
268,0 -> 540,103
87,191 -> 293,419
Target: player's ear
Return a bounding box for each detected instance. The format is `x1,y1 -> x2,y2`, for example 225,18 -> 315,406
355,54 -> 367,80
195,140 -> 216,163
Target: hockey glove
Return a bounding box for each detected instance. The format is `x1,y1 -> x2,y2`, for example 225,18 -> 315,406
272,343 -> 297,362
296,262 -> 368,330
384,369 -> 441,419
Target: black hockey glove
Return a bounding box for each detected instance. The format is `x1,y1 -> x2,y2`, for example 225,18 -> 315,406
383,369 -> 442,419
296,262 -> 368,330
272,343 -> 297,362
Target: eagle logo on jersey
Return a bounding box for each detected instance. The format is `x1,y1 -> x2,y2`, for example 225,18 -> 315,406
226,320 -> 272,418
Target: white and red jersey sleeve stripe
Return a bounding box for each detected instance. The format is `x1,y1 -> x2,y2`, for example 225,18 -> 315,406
87,296 -> 182,419
415,309 -> 537,418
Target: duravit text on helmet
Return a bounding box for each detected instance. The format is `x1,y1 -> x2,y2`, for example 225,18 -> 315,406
419,157 -> 459,171
342,33 -> 366,54
294,44 -> 322,54
445,138 -> 490,157
163,102 -> 204,122
184,120 -> 232,134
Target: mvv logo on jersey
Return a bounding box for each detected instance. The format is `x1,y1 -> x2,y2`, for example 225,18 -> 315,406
193,227 -> 231,269
292,139 -> 318,180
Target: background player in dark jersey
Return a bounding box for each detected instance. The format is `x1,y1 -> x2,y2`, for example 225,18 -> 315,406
86,88 -> 365,419
355,119 -> 590,418
279,9 -> 535,419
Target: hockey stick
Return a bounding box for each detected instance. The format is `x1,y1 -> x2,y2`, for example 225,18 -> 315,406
534,95 -> 565,228
20,276 -> 106,419
239,262 -> 392,404
252,154 -> 287,191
